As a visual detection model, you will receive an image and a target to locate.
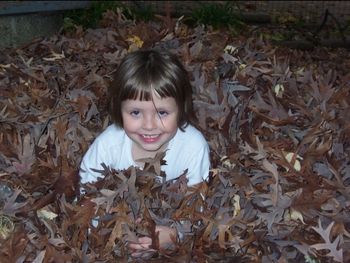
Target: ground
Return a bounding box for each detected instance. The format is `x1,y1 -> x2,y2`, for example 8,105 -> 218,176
0,9 -> 349,263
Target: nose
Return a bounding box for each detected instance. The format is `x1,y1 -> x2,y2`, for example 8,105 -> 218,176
142,114 -> 158,131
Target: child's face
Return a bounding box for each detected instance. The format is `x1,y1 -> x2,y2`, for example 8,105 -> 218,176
121,91 -> 179,155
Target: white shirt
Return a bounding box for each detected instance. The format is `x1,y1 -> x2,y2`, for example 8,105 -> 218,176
80,124 -> 210,186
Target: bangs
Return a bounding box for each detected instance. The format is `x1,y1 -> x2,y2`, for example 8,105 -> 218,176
121,77 -> 176,101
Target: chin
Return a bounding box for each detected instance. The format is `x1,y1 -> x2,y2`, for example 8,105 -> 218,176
142,145 -> 162,152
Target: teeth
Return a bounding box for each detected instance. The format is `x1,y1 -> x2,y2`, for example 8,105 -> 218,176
142,134 -> 159,138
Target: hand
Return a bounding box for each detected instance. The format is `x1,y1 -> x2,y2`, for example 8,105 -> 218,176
128,236 -> 157,259
128,225 -> 177,258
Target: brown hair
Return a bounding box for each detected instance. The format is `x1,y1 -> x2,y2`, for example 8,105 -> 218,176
109,49 -> 195,130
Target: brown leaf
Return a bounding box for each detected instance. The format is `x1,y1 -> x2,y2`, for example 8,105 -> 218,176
2,189 -> 27,217
311,219 -> 343,262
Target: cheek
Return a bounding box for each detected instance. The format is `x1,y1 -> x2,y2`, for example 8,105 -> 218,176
122,115 -> 138,131
164,116 -> 179,132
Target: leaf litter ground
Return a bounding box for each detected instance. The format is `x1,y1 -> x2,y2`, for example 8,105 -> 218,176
0,10 -> 349,263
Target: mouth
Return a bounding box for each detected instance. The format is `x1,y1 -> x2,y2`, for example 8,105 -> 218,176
140,134 -> 161,143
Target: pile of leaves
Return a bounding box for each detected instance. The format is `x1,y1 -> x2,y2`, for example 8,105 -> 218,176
0,9 -> 350,262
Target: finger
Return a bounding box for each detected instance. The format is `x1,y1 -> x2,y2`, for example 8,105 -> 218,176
131,249 -> 157,259
128,242 -> 151,250
138,236 -> 152,243
128,236 -> 152,249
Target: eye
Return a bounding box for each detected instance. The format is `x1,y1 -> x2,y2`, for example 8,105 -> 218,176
158,110 -> 168,117
130,110 -> 140,117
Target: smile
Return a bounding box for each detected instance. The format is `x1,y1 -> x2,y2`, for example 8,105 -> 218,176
140,134 -> 161,143
142,134 -> 159,138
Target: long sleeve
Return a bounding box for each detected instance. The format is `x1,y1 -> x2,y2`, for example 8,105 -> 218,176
164,125 -> 210,186
80,137 -> 110,184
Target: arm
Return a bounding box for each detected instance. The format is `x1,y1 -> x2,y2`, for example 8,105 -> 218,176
79,132 -> 120,188
185,142 -> 210,186
80,139 -> 106,184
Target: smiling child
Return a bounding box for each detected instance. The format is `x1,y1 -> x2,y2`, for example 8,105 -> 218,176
79,49 -> 210,257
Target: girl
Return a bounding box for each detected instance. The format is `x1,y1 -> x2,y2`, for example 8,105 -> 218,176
80,49 -> 210,257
